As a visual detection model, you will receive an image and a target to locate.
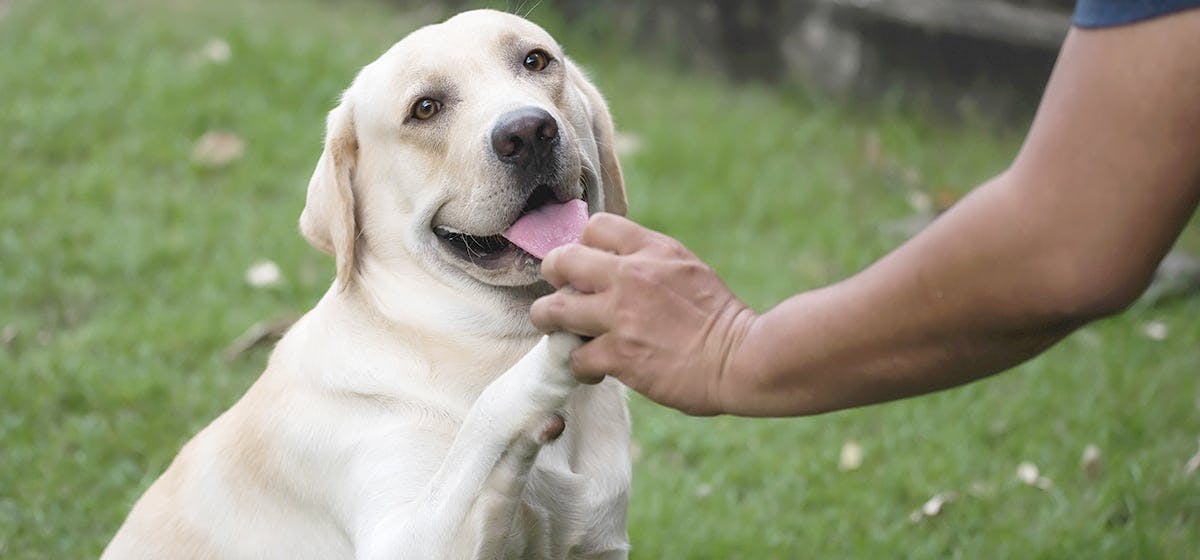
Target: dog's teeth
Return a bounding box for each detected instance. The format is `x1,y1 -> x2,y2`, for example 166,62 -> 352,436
434,225 -> 466,237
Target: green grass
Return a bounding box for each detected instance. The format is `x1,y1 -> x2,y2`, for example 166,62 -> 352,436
2,1 -> 1198,558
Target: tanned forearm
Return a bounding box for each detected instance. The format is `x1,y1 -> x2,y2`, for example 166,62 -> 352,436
532,11 -> 1200,418
724,14 -> 1200,417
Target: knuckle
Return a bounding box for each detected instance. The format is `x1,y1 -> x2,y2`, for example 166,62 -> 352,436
529,295 -> 561,326
543,244 -> 573,271
648,235 -> 686,257
612,306 -> 641,331
589,212 -> 619,230
540,248 -> 561,271
618,259 -> 656,287
556,242 -> 583,259
682,260 -> 712,278
612,331 -> 647,363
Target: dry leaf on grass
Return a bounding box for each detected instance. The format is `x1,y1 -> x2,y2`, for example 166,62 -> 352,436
1017,461 -> 1053,489
223,314 -> 299,361
838,440 -> 863,471
1080,444 -> 1102,479
200,38 -> 232,64
909,491 -> 959,523
192,130 -> 245,167
1140,250 -> 1200,306
1140,321 -> 1169,341
1,324 -> 16,347
245,259 -> 283,289
1071,328 -> 1102,349
1016,461 -> 1039,484
1185,439 -> 1200,476
905,190 -> 933,215
612,131 -> 642,156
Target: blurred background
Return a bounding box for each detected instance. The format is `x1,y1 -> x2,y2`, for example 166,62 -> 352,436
1,0 -> 1197,557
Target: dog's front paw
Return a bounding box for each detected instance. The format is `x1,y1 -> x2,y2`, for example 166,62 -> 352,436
545,331 -> 584,364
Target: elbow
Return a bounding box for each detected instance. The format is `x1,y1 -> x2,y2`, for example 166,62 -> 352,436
1035,253 -> 1156,325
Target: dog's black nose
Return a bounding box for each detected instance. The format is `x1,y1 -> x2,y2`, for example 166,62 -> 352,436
491,107 -> 558,167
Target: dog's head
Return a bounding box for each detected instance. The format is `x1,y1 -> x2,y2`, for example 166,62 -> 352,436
300,10 -> 625,301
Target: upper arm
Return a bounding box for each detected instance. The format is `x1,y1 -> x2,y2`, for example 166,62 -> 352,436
1007,10 -> 1200,309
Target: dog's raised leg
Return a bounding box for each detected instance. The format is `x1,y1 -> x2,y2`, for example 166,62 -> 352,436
358,332 -> 581,560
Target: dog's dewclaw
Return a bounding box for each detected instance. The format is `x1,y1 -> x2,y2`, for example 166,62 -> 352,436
502,198 -> 588,259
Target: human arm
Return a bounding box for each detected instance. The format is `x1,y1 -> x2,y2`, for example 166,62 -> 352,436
531,11 -> 1200,417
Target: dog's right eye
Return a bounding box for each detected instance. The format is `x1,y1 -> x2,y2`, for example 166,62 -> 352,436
410,98 -> 442,121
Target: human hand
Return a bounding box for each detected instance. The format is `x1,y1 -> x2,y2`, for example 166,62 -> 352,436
530,213 -> 756,416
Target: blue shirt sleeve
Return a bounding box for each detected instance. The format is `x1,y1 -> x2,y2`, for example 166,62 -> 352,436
1074,0 -> 1200,27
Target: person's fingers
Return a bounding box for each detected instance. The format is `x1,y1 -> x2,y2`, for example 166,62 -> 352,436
530,289 -> 612,338
540,243 -> 619,292
578,213 -> 657,255
567,334 -> 621,385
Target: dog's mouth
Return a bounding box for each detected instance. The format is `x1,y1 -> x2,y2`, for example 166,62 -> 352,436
433,183 -> 589,271
433,227 -> 515,264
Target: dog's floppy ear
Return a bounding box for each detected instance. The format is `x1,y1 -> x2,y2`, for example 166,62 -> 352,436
300,100 -> 358,288
567,61 -> 627,216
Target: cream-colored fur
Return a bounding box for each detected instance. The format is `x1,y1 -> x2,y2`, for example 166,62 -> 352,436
103,10 -> 631,559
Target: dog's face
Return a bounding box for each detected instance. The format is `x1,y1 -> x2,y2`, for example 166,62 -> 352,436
300,10 -> 625,299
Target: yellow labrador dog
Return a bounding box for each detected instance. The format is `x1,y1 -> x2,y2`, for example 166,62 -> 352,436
103,10 -> 631,560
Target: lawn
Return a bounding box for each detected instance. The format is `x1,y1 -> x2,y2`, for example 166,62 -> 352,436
2,0 -> 1197,558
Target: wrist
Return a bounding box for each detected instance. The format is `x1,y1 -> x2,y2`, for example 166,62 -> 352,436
711,300 -> 760,416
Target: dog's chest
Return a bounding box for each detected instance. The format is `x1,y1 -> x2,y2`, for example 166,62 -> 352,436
507,459 -> 592,557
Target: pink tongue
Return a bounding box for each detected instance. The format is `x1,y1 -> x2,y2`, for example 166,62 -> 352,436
502,198 -> 589,259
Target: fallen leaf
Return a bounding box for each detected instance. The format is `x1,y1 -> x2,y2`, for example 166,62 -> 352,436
245,259 -> 283,289
1,324 -> 16,347
910,491 -> 959,523
1072,328 -> 1102,349
612,131 -> 642,156
838,440 -> 863,471
905,190 -> 933,215
1139,250 -> 1200,306
223,314 -> 299,361
1080,444 -> 1102,479
921,491 -> 957,516
1140,321 -> 1169,341
1186,440 -> 1200,476
1017,461 -> 1053,489
192,130 -> 245,167
200,38 -> 232,64
1016,461 -> 1039,485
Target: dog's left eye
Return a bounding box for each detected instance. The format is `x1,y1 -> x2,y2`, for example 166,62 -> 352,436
523,49 -> 552,72
411,98 -> 442,120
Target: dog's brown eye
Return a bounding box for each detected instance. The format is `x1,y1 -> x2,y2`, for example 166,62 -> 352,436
411,98 -> 441,120
523,49 -> 551,72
